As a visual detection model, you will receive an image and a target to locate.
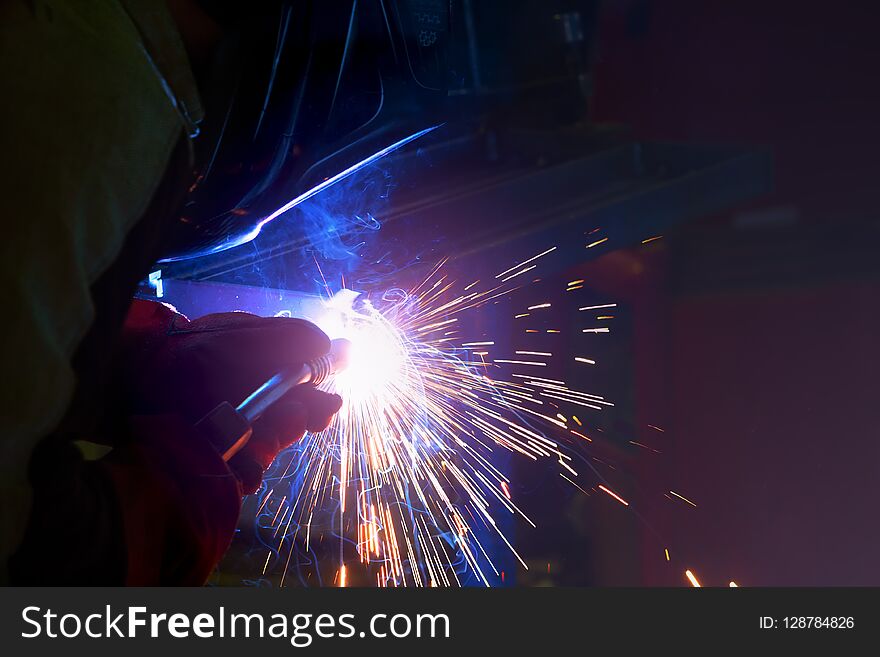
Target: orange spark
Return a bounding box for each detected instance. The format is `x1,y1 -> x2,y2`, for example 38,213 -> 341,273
669,490 -> 698,507
598,484 -> 628,506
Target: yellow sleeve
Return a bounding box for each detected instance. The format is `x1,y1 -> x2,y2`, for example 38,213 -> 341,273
0,0 -> 200,581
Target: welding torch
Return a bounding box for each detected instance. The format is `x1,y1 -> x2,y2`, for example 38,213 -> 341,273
196,338 -> 351,463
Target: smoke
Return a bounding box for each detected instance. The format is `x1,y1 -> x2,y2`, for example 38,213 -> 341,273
294,164 -> 390,265
234,126 -> 444,299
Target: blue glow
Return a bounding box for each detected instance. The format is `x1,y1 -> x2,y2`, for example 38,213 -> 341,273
262,126 -> 438,226
159,125 -> 439,263
233,125 -> 440,250
148,270 -> 164,298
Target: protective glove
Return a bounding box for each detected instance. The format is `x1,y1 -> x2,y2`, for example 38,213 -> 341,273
12,414 -> 245,586
118,299 -> 343,492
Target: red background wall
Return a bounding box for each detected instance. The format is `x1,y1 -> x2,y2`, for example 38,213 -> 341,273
585,0 -> 880,585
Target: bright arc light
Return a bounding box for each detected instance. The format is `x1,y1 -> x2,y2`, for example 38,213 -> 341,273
685,569 -> 702,588
251,254 -> 622,588
326,300 -> 409,406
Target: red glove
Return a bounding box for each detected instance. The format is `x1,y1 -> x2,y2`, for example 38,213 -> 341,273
105,413 -> 245,585
118,299 -> 343,491
12,300 -> 344,586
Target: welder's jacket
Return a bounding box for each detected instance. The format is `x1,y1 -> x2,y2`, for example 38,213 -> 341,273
0,0 -> 240,583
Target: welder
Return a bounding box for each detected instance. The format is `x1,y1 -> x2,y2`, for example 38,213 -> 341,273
0,0 -> 448,584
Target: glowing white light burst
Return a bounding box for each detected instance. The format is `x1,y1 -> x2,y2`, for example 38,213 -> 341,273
331,300 -> 408,404
252,252 -> 618,587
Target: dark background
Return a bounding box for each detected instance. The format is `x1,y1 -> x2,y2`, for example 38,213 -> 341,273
579,0 -> 880,586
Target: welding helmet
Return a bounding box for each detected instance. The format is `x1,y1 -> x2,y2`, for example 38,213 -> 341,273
159,0 -> 450,261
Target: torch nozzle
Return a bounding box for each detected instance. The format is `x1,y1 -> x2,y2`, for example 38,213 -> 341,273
307,338 -> 352,385
236,337 -> 352,423
199,339 -> 351,463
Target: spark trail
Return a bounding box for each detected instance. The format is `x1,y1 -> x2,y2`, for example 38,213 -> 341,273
250,249 -> 617,587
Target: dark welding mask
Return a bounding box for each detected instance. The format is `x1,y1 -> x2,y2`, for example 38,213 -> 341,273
159,0 -> 450,262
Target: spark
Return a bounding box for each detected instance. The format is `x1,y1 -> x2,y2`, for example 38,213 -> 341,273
512,374 -> 565,385
641,235 -> 664,244
665,548 -> 670,562
567,280 -> 585,286
582,328 -> 610,333
629,441 -> 661,454
586,237 -> 608,249
313,256 -> 333,299
560,474 -> 592,496
251,260 -> 619,587
729,581 -> 738,588
598,484 -> 629,506
574,357 -> 596,365
417,318 -> 458,332
685,570 -> 701,587
579,304 -> 617,311
527,303 -> 551,310
495,246 -> 557,279
500,265 -> 537,282
669,490 -> 698,507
